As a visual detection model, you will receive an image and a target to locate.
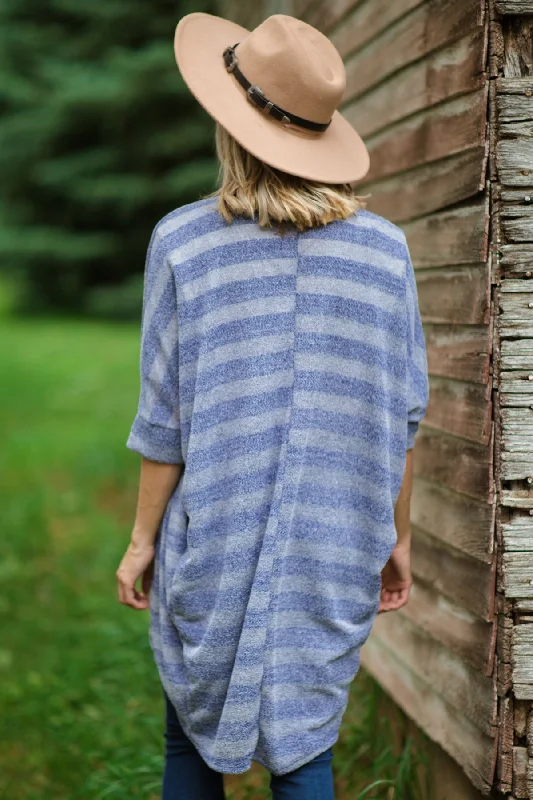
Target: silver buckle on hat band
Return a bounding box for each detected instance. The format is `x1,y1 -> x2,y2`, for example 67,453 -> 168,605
224,47 -> 238,72
247,85 -> 291,126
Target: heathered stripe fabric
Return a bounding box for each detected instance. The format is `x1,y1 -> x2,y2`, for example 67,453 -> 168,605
126,196 -> 429,776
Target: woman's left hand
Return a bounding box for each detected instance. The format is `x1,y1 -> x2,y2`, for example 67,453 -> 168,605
378,541 -> 412,613
116,541 -> 155,610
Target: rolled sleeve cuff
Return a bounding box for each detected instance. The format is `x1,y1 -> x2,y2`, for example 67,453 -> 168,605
126,414 -> 184,464
407,421 -> 419,451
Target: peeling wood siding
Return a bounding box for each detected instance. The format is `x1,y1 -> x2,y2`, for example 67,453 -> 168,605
497,1 -> 533,13
492,4 -> 533,798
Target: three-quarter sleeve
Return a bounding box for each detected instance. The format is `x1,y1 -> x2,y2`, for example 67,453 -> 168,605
126,223 -> 184,464
404,244 -> 429,450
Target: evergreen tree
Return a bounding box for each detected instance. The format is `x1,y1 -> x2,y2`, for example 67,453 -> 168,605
0,0 -> 218,313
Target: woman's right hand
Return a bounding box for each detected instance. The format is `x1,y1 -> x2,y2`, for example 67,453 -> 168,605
378,541 -> 412,613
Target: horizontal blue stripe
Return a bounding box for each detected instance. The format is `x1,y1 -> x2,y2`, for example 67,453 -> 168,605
297,291 -> 404,336
187,386 -> 292,434
179,274 -> 296,324
294,369 -> 406,417
185,426 -> 285,474
296,330 -> 405,379
299,254 -> 403,295
305,211 -> 406,253
179,314 -> 294,366
291,406 -> 404,459
176,237 -> 296,283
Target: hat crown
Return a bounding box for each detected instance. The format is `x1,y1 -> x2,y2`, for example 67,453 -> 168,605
173,11 -> 370,183
235,15 -> 346,126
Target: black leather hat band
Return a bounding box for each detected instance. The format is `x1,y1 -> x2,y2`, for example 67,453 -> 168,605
223,43 -> 331,133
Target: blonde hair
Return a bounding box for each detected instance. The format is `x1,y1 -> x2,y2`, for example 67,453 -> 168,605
205,122 -> 368,233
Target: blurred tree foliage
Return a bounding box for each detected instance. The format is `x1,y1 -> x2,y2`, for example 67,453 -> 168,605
0,0 -> 219,315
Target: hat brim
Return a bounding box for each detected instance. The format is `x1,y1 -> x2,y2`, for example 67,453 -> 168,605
174,13 -> 370,185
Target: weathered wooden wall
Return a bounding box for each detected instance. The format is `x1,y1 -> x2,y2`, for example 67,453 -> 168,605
219,0 -> 533,796
491,3 -> 533,798
315,3 -> 497,793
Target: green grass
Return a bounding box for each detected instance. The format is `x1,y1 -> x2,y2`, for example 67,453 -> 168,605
0,314 -> 430,799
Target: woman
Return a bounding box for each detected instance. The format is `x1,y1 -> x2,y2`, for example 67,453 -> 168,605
116,11 -> 429,800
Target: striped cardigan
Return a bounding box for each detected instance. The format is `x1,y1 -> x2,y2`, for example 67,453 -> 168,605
126,196 -> 429,776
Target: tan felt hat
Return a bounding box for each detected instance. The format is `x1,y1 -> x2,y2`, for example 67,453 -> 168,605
174,12 -> 370,185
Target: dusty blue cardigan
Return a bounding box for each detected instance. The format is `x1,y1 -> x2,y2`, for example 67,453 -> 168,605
126,197 -> 429,776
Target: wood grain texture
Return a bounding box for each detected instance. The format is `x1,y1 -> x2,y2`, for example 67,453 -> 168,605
221,1 -> 264,29
501,370 -> 533,399
501,337 -> 533,369
497,91 -> 533,124
514,699 -> 528,737
498,614 -> 514,665
503,550 -> 533,600
500,292 -> 533,337
291,0 -> 319,18
417,265 -> 490,324
295,0 -> 363,29
501,455 -> 533,481
500,244 -> 533,270
342,30 -> 487,138
502,18 -> 533,81
497,77 -> 533,104
365,89 -> 488,184
501,491 -> 533,508
495,651 -> 513,692
424,323 -> 492,384
500,278 -> 533,293
403,200 -> 489,268
411,479 -> 494,562
504,556 -> 533,601
515,600 -> 533,614
371,611 -> 497,734
343,0 -> 484,104
500,119 -> 533,138
362,147 -> 486,223
500,244 -> 533,276
495,70 -> 533,199
512,627 -> 533,699
497,139 -> 533,187
412,525 -> 496,619
403,580 -> 495,673
501,394 -> 533,480
498,695 -> 514,793
360,635 -> 496,793
513,746 -> 529,796
500,203 -> 533,242
525,757 -> 533,800
499,369 -> 533,476
527,708 -> 533,755
330,0 -> 427,59
414,427 -> 493,501
489,18 -> 505,80
501,406 -> 533,458
424,375 -> 493,446
501,190 -> 533,204
502,516 -> 533,551
496,1 -> 533,12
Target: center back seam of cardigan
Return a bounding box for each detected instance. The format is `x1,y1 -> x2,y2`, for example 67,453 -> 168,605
255,227 -> 300,760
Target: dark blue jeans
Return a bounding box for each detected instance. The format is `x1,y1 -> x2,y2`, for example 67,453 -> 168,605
162,690 -> 335,799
